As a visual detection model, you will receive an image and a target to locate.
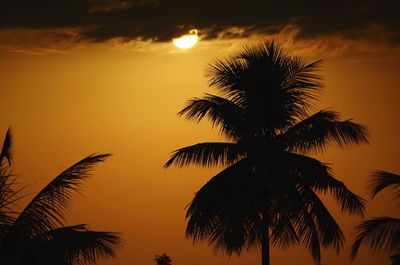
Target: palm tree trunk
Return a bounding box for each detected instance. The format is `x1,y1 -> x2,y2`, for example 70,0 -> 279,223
261,217 -> 270,265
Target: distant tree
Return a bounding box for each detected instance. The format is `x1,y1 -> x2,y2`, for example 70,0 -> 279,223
351,171 -> 400,265
154,253 -> 172,265
165,41 -> 368,265
0,127 -> 123,265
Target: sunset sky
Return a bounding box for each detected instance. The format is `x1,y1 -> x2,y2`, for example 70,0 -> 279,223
1,1 -> 400,265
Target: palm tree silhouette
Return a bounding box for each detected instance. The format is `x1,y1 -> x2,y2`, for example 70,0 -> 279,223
0,128 -> 123,265
351,171 -> 400,265
165,41 -> 368,265
154,253 -> 172,265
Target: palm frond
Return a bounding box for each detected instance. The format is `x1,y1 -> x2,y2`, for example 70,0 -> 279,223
279,110 -> 369,154
26,224 -> 123,265
351,217 -> 400,260
164,142 -> 242,168
0,128 -> 24,231
206,58 -> 248,104
0,170 -> 24,228
329,180 -> 366,217
272,175 -> 341,263
296,210 -> 321,263
283,57 -> 323,94
186,159 -> 257,255
297,185 -> 345,252
270,214 -> 299,250
0,127 -> 13,167
370,171 -> 400,201
285,152 -> 366,216
7,154 -> 111,240
283,187 -> 321,263
178,94 -> 244,139
277,58 -> 323,124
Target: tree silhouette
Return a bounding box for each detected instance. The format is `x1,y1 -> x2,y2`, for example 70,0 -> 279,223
0,128 -> 123,265
154,253 -> 172,265
351,171 -> 400,265
165,41 -> 368,265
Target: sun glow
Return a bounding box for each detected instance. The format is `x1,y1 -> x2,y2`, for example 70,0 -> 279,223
172,29 -> 198,49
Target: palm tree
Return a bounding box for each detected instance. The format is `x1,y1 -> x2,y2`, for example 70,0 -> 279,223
0,128 -> 123,265
351,171 -> 400,264
165,41 -> 368,265
154,253 -> 172,265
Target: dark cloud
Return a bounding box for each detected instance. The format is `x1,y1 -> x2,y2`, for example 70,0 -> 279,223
1,0 -> 89,28
1,0 -> 400,43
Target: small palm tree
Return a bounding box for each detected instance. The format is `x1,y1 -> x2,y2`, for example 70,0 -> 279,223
165,41 -> 368,265
154,253 -> 172,265
0,128 -> 123,265
351,171 -> 400,265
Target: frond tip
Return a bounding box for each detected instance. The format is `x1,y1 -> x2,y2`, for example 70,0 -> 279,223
0,127 -> 13,166
369,171 -> 400,200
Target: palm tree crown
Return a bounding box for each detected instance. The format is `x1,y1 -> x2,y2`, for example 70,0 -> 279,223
0,128 -> 123,265
165,41 -> 369,265
154,253 -> 172,265
351,171 -> 400,264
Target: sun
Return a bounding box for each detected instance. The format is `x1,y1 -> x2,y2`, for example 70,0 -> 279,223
172,29 -> 198,49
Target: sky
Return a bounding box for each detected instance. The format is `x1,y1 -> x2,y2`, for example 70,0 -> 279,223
1,1 -> 400,265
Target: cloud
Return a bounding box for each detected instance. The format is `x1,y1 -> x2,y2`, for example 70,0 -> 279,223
6,48 -> 66,55
1,0 -> 399,45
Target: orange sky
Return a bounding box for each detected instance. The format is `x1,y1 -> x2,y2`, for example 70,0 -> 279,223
1,36 -> 400,265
